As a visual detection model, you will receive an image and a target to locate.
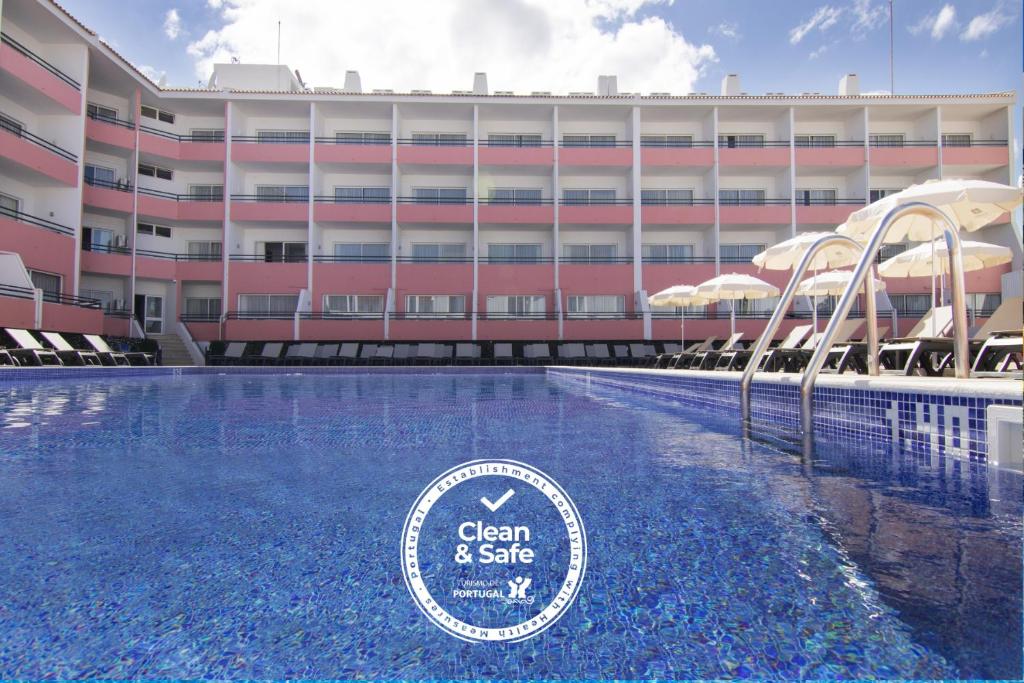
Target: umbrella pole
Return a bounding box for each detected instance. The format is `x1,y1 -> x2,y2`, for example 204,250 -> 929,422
730,301 -> 736,337
680,307 -> 685,348
812,295 -> 817,335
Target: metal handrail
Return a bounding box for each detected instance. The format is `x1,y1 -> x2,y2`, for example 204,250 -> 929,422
643,256 -> 717,264
313,255 -> 391,263
640,140 -> 715,148
230,194 -> 308,202
82,242 -> 131,255
140,125 -> 224,142
798,202 -> 971,434
719,198 -> 791,205
85,176 -> 133,192
561,257 -> 633,264
479,197 -> 553,205
138,186 -> 223,201
396,196 -> 471,205
313,195 -> 390,204
796,198 -> 866,205
739,234 -> 865,422
868,140 -> 938,147
0,283 -> 35,300
0,32 -> 80,88
719,140 -> 791,148
2,122 -> 78,161
0,206 -> 74,236
137,249 -> 221,261
232,134 -> 310,143
314,136 -> 391,145
88,110 -> 134,129
560,140 -> 633,148
397,138 -> 470,146
230,254 -> 308,263
640,198 -> 715,206
795,140 -> 865,147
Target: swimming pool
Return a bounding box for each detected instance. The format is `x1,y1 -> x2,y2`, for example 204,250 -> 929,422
0,371 -> 1019,678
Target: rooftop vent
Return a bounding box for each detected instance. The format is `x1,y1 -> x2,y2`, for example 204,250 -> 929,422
650,91 -> 671,96
343,70 -> 362,93
838,73 -> 860,96
721,74 -> 741,96
570,91 -> 595,96
451,90 -> 472,95
473,72 -> 488,95
411,89 -> 432,95
597,75 -> 618,96
372,89 -> 393,94
531,91 -> 551,96
495,90 -> 514,95
800,91 -> 822,96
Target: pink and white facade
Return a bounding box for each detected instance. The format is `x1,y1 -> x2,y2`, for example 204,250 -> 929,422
0,0 -> 1019,347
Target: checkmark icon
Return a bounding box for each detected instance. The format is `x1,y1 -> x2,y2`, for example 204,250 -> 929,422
480,488 -> 515,512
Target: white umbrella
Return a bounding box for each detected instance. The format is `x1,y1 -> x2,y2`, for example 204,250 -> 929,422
752,231 -> 859,271
797,270 -> 887,296
695,273 -> 780,336
648,285 -> 707,347
877,239 -> 1013,278
838,178 -> 1023,244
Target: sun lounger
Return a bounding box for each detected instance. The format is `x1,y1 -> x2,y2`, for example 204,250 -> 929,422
612,344 -> 632,366
778,319 -> 863,372
879,306 -> 955,375
393,344 -> 413,365
354,343 -> 378,365
337,342 -> 360,365
4,328 -> 62,366
284,342 -> 317,365
315,343 -> 339,364
586,343 -> 613,366
934,297 -> 1023,377
82,334 -> 137,366
252,342 -> 284,365
670,336 -> 718,369
716,325 -> 811,371
413,343 -> 436,365
455,343 -> 480,365
524,343 -> 552,365
214,341 -> 247,365
0,347 -> 17,366
39,331 -> 103,366
557,343 -> 587,365
372,345 -> 395,364
492,343 -> 514,365
689,332 -> 744,370
820,326 -> 890,374
435,344 -> 454,364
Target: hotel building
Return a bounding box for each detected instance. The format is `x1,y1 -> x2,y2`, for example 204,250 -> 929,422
0,0 -> 1019,349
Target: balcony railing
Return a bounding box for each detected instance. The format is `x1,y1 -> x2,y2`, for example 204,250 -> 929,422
179,312 -> 221,322
230,194 -> 309,203
719,140 -> 791,148
141,125 -> 224,142
640,198 -> 714,206
232,134 -> 310,143
480,139 -> 554,147
138,186 -> 223,202
560,140 -> 633,147
397,196 -> 472,205
137,248 -> 222,261
0,282 -> 35,300
396,256 -> 474,263
561,256 -> 633,264
796,197 -> 866,206
85,176 -> 132,192
225,311 -> 296,320
42,290 -> 102,309
397,138 -> 471,146
313,255 -> 391,263
718,198 -> 790,206
565,311 -> 642,320
483,256 -> 553,264
230,254 -> 309,263
560,198 -> 633,205
314,135 -> 391,145
0,32 -> 80,89
103,307 -> 132,319
794,140 -> 865,147
300,311 -> 386,320
640,140 -> 715,148
0,206 -> 74,236
869,139 -> 938,147
642,256 -> 717,264
88,110 -> 134,129
479,311 -> 558,320
479,197 -> 553,205
313,195 -> 390,204
940,139 -> 1008,147
81,242 -> 131,255
390,312 -> 472,320
2,120 -> 78,162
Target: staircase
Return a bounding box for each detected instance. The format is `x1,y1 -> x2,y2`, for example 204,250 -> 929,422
150,332 -> 198,366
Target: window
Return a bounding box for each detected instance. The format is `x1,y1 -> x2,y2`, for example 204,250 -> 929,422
562,189 -> 616,205
719,244 -> 766,262
255,129 -> 309,143
189,129 -> 224,142
82,226 -> 115,252
256,241 -> 307,263
562,134 -> 616,147
640,134 -> 693,147
795,134 -> 836,147
413,187 -> 468,204
238,294 -> 299,317
323,294 -> 385,317
488,188 -> 542,204
334,243 -> 390,261
719,189 -> 766,205
187,241 -> 222,260
562,244 -> 617,262
869,188 -> 901,203
85,164 -> 117,187
888,294 -> 931,316
335,131 -> 391,144
140,105 -> 175,124
405,295 -> 466,317
878,243 -> 908,261
411,243 -> 466,261
80,288 -> 114,311
567,295 -> 625,318
334,186 -> 390,203
184,297 -> 222,320
487,133 -> 543,147
136,222 -> 172,238
411,132 -> 467,146
796,189 -> 837,205
28,270 -> 61,301
138,163 -> 173,181
966,293 -> 1001,314
869,133 -> 905,147
719,134 -> 765,148
0,192 -> 20,215
255,185 -> 309,202
488,243 -> 542,263
486,295 -> 546,318
642,244 -> 694,262
0,113 -> 24,136
731,297 -> 778,315
189,184 -> 224,201
640,189 -> 693,205
87,103 -> 118,123
942,133 -> 972,147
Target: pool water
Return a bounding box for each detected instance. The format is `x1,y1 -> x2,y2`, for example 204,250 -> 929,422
0,372 -> 1019,679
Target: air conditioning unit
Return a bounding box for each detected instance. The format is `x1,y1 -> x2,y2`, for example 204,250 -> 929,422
411,89 -> 432,95
494,90 -> 514,96
451,89 -> 472,95
112,299 -> 124,310
531,91 -> 551,96
372,89 -> 393,94
569,91 -> 595,96
650,91 -> 671,96
114,234 -> 126,247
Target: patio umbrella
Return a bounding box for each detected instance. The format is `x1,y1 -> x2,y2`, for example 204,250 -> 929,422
878,239 -> 1012,308
797,270 -> 886,334
695,273 -> 780,337
648,285 -> 707,347
752,231 -> 859,271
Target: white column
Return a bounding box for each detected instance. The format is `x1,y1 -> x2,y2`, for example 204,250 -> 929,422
72,41 -> 88,297
788,107 -> 796,238
220,101 -> 232,335
631,104 -> 650,340
472,105 -> 479,340
307,102 -> 315,293
128,88 -> 141,335
388,102 -> 398,340
553,105 -> 562,340
712,107 -> 720,276
935,105 -> 943,179
862,106 -> 870,206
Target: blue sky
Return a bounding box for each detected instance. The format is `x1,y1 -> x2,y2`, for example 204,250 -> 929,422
58,0 -> 1020,97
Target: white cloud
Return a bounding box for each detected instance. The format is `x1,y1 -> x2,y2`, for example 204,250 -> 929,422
788,5 -> 843,44
909,4 -> 956,39
207,0 -> 223,8
185,0 -> 717,94
960,5 -> 1014,41
808,44 -> 828,60
709,21 -> 739,40
850,0 -> 887,35
138,64 -> 166,83
163,8 -> 182,40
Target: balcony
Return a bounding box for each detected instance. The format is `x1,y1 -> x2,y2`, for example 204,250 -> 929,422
231,135 -> 310,164
0,205 -> 74,237
795,198 -> 865,225
397,138 -> 473,166
478,140 -> 554,167
559,198 -> 633,225
558,142 -> 632,167
794,141 -> 865,168
140,126 -> 225,162
314,136 -> 391,165
313,196 -> 391,223
640,140 -> 714,168
719,141 -> 790,167
132,248 -> 223,280
869,140 -> 938,168
0,124 -> 78,185
40,291 -> 104,334
640,198 -> 714,225
230,195 -> 308,222
941,139 -> 1009,167
396,196 -> 473,223
0,209 -> 75,277
718,198 -> 791,224
478,198 -> 554,224
138,187 -> 225,222
396,259 -> 472,292
80,243 -> 132,277
86,111 -> 136,151
84,176 -> 134,213
0,32 -> 80,113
